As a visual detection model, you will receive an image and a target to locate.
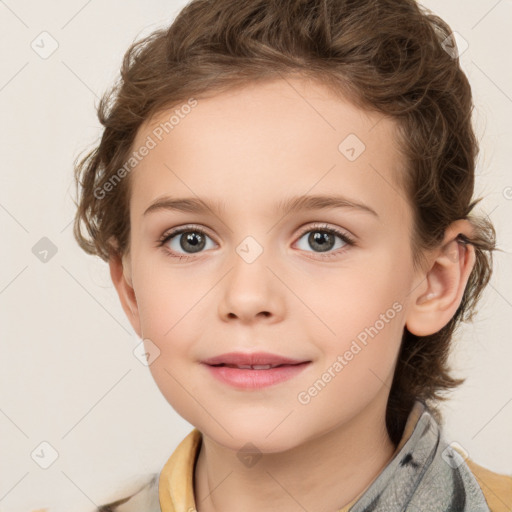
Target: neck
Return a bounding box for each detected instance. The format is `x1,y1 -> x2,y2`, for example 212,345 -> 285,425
193,395 -> 398,512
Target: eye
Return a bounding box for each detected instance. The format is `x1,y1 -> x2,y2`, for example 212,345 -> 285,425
294,223 -> 355,259
157,225 -> 216,259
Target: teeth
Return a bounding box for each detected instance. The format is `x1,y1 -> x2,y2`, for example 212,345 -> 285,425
225,364 -> 277,370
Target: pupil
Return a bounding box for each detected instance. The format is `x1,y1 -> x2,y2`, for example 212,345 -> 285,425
309,231 -> 333,252
181,232 -> 205,253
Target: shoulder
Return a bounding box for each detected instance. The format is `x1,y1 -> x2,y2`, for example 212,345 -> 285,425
96,428 -> 201,512
28,474 -> 159,512
96,473 -> 160,512
452,445 -> 512,512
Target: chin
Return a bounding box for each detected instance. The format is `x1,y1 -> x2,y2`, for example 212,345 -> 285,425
200,421 -> 306,454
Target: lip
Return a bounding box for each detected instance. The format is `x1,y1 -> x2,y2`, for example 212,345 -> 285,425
201,351 -> 311,390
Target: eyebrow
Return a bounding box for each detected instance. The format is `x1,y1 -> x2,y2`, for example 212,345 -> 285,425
143,194 -> 379,218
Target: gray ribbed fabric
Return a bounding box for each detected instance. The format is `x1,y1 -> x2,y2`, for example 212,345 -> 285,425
348,401 -> 490,511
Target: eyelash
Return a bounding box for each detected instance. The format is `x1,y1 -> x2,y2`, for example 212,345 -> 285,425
157,223 -> 356,261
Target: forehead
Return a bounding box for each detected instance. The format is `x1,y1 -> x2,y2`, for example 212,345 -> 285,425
129,78 -> 409,223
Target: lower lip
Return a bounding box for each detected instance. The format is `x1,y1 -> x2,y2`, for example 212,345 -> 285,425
202,362 -> 311,389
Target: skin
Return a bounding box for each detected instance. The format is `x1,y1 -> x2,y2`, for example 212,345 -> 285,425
109,77 -> 476,512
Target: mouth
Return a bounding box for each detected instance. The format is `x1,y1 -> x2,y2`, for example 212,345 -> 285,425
202,359 -> 311,389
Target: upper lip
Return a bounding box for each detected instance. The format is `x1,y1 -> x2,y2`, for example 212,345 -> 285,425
202,351 -> 310,367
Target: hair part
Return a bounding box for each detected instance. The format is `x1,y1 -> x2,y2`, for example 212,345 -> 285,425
73,0 -> 497,445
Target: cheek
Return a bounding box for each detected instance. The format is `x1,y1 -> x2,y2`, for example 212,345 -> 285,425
145,357 -> 202,428
134,265 -> 204,339
296,255 -> 405,337
134,270 -> 210,388
305,255 -> 408,380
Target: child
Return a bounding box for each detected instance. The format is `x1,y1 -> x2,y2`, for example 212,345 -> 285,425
71,0 -> 512,510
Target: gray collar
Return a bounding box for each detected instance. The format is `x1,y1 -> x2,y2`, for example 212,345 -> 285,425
348,400 -> 490,511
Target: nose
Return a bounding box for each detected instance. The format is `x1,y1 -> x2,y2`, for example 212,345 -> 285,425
217,240 -> 285,324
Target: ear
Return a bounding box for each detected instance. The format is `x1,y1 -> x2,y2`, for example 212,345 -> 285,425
405,219 -> 476,337
108,249 -> 142,339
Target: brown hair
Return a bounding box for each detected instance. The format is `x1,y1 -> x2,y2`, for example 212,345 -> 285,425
73,0 -> 497,447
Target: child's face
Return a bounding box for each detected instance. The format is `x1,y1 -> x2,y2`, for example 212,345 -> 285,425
115,77 -> 423,451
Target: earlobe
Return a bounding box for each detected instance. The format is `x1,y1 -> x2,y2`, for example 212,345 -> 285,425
405,221 -> 476,337
108,251 -> 142,338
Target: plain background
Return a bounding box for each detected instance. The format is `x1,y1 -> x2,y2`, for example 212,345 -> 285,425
0,1 -> 511,510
